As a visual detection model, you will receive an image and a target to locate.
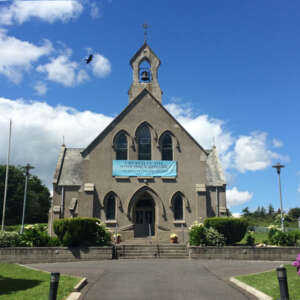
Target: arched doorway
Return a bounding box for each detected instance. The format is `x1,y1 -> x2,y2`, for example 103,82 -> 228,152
134,192 -> 155,237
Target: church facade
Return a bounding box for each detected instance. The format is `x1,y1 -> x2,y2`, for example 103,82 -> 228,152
50,42 -> 227,242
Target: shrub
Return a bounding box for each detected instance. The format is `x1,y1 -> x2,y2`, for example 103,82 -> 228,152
22,224 -> 50,247
204,217 -> 248,244
205,227 -> 225,247
53,217 -> 110,247
189,222 -> 206,246
245,231 -> 255,246
0,231 -> 29,247
268,226 -> 300,246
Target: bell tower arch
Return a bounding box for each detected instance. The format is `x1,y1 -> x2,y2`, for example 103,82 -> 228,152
128,42 -> 162,103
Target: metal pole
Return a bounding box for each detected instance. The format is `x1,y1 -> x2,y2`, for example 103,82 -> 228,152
20,171 -> 29,234
20,163 -> 34,234
1,120 -> 12,231
278,171 -> 284,232
276,265 -> 289,300
48,272 -> 60,300
148,223 -> 152,244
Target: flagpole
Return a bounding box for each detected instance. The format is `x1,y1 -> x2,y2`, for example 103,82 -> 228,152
1,120 -> 12,231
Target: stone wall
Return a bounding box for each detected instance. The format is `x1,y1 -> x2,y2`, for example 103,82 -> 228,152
0,247 -> 112,264
189,246 -> 300,261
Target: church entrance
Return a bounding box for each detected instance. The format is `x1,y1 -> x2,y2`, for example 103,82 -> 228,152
134,193 -> 155,238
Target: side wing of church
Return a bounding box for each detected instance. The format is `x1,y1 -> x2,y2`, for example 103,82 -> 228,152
50,42 -> 227,241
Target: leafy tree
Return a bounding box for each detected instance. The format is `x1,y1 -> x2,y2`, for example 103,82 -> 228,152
242,207 -> 251,216
0,165 -> 50,225
288,207 -> 300,220
268,204 -> 275,216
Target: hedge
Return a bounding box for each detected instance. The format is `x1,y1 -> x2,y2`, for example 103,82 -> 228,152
204,217 -> 248,244
53,217 -> 111,247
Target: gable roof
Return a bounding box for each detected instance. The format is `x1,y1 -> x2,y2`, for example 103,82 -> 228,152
129,42 -> 161,67
81,88 -> 208,157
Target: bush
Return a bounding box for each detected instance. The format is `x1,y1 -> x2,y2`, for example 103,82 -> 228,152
0,231 -> 29,247
268,226 -> 300,246
204,217 -> 248,244
205,227 -> 225,247
22,224 -> 50,247
189,221 -> 225,247
189,222 -> 206,246
53,217 -> 111,247
245,231 -> 255,246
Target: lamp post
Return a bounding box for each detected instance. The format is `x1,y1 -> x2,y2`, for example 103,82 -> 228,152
20,163 -> 34,234
272,162 -> 285,232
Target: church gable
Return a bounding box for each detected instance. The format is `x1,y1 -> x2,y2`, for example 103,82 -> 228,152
82,89 -> 208,159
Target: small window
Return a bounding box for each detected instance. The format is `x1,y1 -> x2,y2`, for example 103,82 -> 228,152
115,133 -> 127,160
106,194 -> 116,220
161,133 -> 173,160
136,125 -> 151,160
173,194 -> 183,220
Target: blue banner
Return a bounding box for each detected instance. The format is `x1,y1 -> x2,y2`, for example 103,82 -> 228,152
112,160 -> 177,177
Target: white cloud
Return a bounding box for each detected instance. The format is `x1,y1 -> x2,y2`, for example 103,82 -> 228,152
272,138 -> 283,148
0,0 -> 83,25
0,30 -> 52,83
34,81 -> 48,95
37,49 -> 90,86
165,102 -> 287,174
90,2 -> 100,19
233,132 -> 283,173
77,69 -> 89,84
91,53 -> 111,78
298,185 -> 300,193
232,212 -> 241,218
226,187 -> 253,208
0,97 -> 113,188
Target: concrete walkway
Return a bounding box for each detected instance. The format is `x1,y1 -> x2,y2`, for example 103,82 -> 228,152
29,259 -> 284,300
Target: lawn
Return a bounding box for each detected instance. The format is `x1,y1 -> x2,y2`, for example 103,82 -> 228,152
236,264 -> 300,299
238,231 -> 269,245
0,263 -> 81,300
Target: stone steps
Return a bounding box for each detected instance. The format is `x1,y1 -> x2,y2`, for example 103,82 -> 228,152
116,244 -> 189,259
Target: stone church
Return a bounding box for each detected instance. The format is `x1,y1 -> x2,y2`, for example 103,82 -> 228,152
50,42 -> 227,241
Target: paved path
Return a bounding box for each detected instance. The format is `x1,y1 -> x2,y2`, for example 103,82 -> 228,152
29,259 -> 284,300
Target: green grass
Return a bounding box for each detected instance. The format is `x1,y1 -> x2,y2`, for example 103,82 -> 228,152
0,264 -> 81,300
236,264 -> 300,299
238,231 -> 269,245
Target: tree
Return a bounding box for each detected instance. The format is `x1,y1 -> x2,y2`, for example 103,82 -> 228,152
0,165 -> 50,225
267,204 -> 275,216
288,207 -> 300,220
242,207 -> 251,216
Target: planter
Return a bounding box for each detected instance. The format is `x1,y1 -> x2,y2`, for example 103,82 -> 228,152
170,237 -> 178,244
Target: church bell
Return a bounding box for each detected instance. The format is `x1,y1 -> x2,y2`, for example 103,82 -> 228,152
141,70 -> 150,82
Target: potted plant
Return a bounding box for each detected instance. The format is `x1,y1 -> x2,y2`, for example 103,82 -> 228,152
113,233 -> 121,244
170,233 -> 178,243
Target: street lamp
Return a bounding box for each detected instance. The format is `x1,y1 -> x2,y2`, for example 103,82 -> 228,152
20,163 -> 34,234
272,162 -> 285,232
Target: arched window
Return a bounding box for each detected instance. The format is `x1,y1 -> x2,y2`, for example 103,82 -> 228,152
161,133 -> 173,160
136,124 -> 151,160
173,193 -> 183,220
105,194 -> 116,220
115,132 -> 127,160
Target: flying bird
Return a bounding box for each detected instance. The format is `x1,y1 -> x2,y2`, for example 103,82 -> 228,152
85,54 -> 93,64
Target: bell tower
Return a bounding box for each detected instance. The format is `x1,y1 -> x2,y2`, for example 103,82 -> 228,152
128,28 -> 162,103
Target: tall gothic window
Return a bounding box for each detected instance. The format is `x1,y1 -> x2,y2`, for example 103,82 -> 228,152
115,132 -> 128,160
161,133 -> 173,160
136,124 -> 151,160
173,193 -> 183,220
105,194 -> 116,220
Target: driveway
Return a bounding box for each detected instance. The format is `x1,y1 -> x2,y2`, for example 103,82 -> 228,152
29,259 -> 284,300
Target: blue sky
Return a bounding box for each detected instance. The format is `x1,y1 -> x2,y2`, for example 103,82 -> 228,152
0,0 -> 299,214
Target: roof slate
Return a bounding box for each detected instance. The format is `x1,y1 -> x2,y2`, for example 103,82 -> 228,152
57,148 -> 83,186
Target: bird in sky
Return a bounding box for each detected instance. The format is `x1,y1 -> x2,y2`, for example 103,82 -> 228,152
85,54 -> 93,64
